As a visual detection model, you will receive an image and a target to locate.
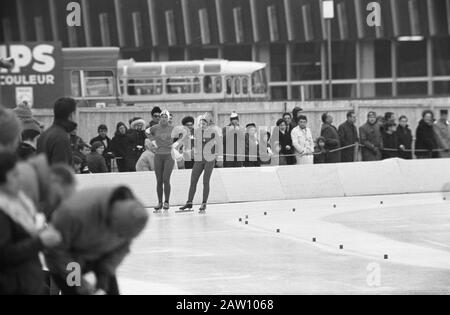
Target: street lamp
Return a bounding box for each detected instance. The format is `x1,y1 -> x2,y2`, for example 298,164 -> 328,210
323,0 -> 334,101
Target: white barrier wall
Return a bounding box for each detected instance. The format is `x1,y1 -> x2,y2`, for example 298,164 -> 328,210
76,158 -> 450,207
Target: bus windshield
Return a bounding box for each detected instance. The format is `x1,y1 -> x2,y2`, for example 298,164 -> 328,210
251,69 -> 267,95
84,71 -> 115,97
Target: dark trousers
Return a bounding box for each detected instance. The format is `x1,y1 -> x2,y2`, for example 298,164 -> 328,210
187,160 -> 215,203
116,158 -> 127,172
154,153 -> 175,203
50,273 -> 119,295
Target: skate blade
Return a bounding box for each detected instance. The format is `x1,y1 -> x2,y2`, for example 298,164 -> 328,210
176,209 -> 194,213
153,210 -> 162,214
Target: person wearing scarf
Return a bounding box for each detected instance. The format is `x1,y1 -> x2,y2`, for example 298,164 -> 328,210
0,152 -> 62,295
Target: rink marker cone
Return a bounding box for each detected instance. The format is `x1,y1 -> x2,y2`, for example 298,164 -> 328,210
264,212 -> 267,216
339,245 -> 344,250
384,255 -> 389,260
245,221 -> 248,225
312,238 -> 316,243
292,208 -> 296,212
276,229 -> 280,233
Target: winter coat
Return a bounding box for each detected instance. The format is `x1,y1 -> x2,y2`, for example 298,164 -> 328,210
125,129 -> 146,172
17,142 -> 36,161
37,119 -> 77,166
87,152 -> 108,174
359,122 -> 383,161
321,123 -> 341,163
381,131 -> 398,159
273,128 -> 295,165
415,119 -> 439,159
338,121 -> 359,162
46,187 -> 145,294
396,125 -> 413,160
135,151 -> 155,172
244,134 -> 261,167
291,126 -> 314,165
222,125 -> 245,167
434,119 -> 450,158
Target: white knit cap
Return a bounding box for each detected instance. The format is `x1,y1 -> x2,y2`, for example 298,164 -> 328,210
230,111 -> 239,119
161,109 -> 170,117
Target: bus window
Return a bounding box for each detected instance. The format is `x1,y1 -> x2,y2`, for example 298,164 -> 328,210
204,76 -> 213,93
214,77 -> 222,93
252,69 -> 268,94
226,77 -> 232,95
166,77 -> 201,94
127,78 -> 162,95
70,71 -> 81,97
242,77 -> 249,95
119,80 -> 125,95
84,71 -> 115,97
234,78 -> 240,95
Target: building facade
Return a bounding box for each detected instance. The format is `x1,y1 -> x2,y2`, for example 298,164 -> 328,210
1,0 -> 450,101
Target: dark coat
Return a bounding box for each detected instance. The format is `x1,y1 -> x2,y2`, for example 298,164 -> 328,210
276,129 -> 296,165
338,121 -> 358,162
90,135 -> 112,152
321,123 -> 341,163
396,125 -> 413,159
37,119 -> 77,166
111,133 -> 129,159
415,119 -> 439,159
87,152 -> 108,173
222,125 -> 245,167
359,122 -> 383,161
17,142 -> 36,161
244,134 -> 261,167
0,210 -> 45,295
381,131 -> 398,159
313,147 -> 327,164
73,151 -> 90,174
125,129 -> 146,172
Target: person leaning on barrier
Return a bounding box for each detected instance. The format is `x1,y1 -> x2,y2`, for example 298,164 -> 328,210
360,112 -> 383,162
87,141 -> 108,174
416,110 -> 440,159
381,121 -> 399,160
45,186 -> 149,295
314,137 -> 327,164
273,119 -> 295,166
396,116 -> 413,160
222,112 -> 245,168
338,111 -> 359,163
110,122 -> 129,172
434,109 -> 450,158
320,113 -> 341,163
90,125 -> 113,172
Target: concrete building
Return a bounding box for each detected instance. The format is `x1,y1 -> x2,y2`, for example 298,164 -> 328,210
1,0 -> 450,101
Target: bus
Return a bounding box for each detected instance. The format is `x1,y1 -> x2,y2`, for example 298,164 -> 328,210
118,59 -> 268,105
63,47 -> 268,107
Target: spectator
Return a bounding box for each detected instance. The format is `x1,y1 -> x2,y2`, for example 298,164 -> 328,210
110,122 -> 129,172
69,128 -> 84,153
416,110 -> 439,159
434,110 -> 450,158
274,119 -> 295,166
244,123 -> 260,167
222,112 -> 245,168
125,118 -> 147,172
381,112 -> 396,133
37,98 -> 77,166
292,115 -> 314,165
397,116 -> 413,160
360,112 -> 383,161
136,139 -> 155,172
181,116 -> 195,170
149,106 -> 162,127
382,121 -> 399,160
13,101 -> 41,134
291,106 -> 303,130
321,113 -> 341,163
73,156 -> 82,174
17,129 -> 40,160
87,141 -> 108,174
260,131 -> 273,166
73,142 -> 90,174
314,137 -> 327,164
90,125 -> 113,172
282,113 -> 293,134
0,152 -> 62,295
338,111 -> 359,163
46,186 -> 148,295
0,107 -> 22,152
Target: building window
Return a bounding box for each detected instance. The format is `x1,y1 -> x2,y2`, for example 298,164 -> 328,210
433,38 -> 450,76
374,40 -> 391,78
270,44 -> 286,81
332,41 -> 356,79
271,87 -> 287,100
397,41 -> 426,77
291,43 -> 321,81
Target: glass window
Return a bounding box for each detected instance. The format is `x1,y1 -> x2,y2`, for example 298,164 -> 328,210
84,71 -> 115,97
214,77 -> 222,93
204,76 -> 222,94
234,78 -> 240,95
70,71 -> 81,97
292,43 -> 322,81
252,70 -> 267,94
374,40 -> 391,78
270,44 -> 286,81
332,42 -> 356,79
292,85 -> 322,101
242,77 -> 249,95
127,78 -> 162,95
397,41 -> 426,77
226,77 -> 232,95
433,38 -> 450,76
271,87 -> 287,100
204,76 -> 213,93
333,84 -> 357,99
398,82 -> 428,96
434,82 -> 450,95
166,77 -> 201,94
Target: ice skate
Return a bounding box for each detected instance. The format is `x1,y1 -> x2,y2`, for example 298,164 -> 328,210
176,202 -> 194,213
199,203 -> 207,213
163,202 -> 170,211
153,203 -> 163,213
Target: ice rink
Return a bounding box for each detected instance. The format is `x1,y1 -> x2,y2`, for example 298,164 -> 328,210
117,192 -> 450,295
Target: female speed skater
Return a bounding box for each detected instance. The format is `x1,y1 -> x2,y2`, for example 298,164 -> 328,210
148,109 -> 185,212
179,114 -> 222,213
